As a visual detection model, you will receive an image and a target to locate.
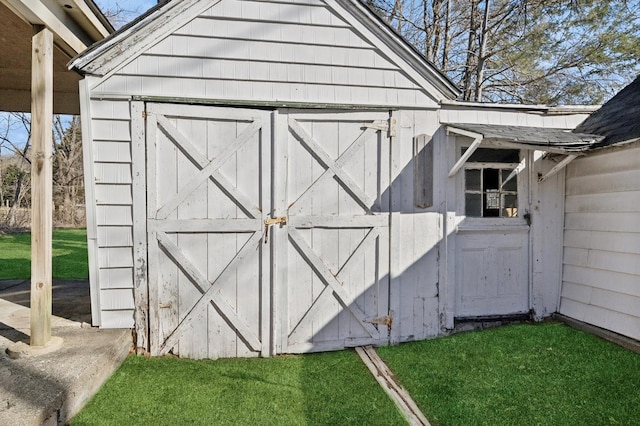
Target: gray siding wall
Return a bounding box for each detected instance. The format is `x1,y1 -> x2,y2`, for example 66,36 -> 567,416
560,142 -> 640,340
91,0 -> 438,108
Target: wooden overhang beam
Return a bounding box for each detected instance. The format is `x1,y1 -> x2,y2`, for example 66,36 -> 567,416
2,0 -> 88,56
446,126 -> 484,177
538,154 -> 578,183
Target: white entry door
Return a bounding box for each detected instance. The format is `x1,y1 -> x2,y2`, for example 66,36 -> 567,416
275,111 -> 391,353
146,104 -> 271,359
454,147 -> 530,318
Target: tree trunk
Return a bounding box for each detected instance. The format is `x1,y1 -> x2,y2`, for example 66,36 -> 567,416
431,0 -> 443,64
441,0 -> 451,70
462,0 -> 479,101
391,0 -> 403,32
474,0 -> 491,102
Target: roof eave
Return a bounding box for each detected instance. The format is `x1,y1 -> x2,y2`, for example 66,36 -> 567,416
445,124 -> 604,154
5,0 -> 112,56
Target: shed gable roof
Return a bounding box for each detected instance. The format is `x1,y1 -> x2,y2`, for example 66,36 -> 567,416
573,75 -> 640,147
69,0 -> 460,103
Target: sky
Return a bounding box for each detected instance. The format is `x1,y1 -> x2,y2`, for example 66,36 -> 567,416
94,0 -> 158,27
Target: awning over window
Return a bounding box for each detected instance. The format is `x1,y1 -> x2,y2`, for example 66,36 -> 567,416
445,123 -> 605,182
445,123 -> 604,152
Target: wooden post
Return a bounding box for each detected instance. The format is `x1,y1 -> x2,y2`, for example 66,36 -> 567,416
30,26 -> 54,347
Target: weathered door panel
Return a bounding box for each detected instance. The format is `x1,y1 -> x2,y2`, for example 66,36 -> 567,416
146,105 -> 392,358
455,231 -> 529,317
279,111 -> 391,353
147,104 -> 270,359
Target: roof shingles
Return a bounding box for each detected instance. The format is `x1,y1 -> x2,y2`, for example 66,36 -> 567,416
573,75 -> 640,147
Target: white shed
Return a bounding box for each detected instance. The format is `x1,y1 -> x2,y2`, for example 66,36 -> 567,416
70,0 -> 600,358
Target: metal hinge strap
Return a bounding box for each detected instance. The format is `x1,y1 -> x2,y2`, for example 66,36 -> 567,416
364,314 -> 393,331
363,118 -> 397,137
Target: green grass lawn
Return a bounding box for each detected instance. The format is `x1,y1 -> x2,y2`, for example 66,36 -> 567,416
72,350 -> 405,426
378,322 -> 640,426
0,228 -> 88,279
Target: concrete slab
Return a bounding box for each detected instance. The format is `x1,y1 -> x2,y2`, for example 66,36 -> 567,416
0,279 -> 132,425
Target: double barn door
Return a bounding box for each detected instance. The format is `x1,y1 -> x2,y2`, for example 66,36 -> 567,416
146,104 -> 391,358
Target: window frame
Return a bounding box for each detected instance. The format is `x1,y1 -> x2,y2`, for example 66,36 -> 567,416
464,162 -> 520,218
455,140 -> 529,225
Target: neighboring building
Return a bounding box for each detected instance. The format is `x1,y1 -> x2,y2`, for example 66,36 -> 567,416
558,76 -> 640,340
70,0 -> 616,359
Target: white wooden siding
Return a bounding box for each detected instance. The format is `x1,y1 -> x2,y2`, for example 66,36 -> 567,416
390,110 -> 442,341
91,0 -> 437,108
89,98 -> 135,328
560,143 -> 640,340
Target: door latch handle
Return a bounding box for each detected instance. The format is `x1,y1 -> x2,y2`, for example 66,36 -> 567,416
264,216 -> 287,244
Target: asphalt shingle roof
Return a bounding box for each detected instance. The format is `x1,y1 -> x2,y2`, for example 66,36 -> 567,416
574,75 -> 640,147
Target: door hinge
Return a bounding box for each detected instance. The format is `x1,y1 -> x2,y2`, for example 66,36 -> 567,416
365,314 -> 393,331
142,111 -> 148,120
363,118 -> 397,137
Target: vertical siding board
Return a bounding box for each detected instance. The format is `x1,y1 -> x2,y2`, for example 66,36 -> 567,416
273,110 -> 289,354
531,151 -> 565,318
260,110 -> 272,357
146,112 -> 161,355
207,119 -> 239,358
80,79 -> 102,326
131,101 -> 149,352
174,116 -> 209,359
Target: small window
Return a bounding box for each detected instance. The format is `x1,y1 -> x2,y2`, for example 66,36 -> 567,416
463,148 -> 520,218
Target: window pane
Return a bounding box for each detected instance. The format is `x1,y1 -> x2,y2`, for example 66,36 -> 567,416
484,189 -> 500,216
501,169 -> 518,191
483,169 -> 499,190
503,194 -> 518,217
466,193 -> 482,216
465,169 -> 481,191
461,148 -> 519,163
